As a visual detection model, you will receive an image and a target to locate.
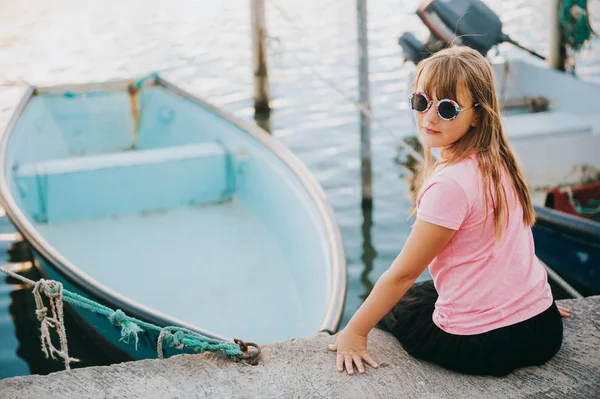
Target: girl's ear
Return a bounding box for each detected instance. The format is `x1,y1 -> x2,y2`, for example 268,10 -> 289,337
470,111 -> 479,128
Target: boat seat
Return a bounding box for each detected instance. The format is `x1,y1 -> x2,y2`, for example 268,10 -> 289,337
14,142 -> 236,224
503,110 -> 593,141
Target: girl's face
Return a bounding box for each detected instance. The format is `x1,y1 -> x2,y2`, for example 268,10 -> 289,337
413,77 -> 479,149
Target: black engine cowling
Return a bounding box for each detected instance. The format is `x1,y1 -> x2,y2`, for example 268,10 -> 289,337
399,0 -> 511,64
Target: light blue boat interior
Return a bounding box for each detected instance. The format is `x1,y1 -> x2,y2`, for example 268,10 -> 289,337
4,83 -> 334,344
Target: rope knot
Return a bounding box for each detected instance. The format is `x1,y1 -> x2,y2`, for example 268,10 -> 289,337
35,306 -> 48,321
38,279 -> 63,299
30,276 -> 79,369
109,309 -> 127,326
108,309 -> 143,349
157,328 -> 189,359
197,341 -> 208,352
167,330 -> 186,348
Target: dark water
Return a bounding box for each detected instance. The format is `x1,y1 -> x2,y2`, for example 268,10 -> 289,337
0,225 -> 115,379
1,0 -> 599,379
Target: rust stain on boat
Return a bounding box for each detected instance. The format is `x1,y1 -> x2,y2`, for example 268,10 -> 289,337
127,83 -> 140,147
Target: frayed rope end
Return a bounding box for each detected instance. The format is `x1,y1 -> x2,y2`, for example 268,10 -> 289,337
109,309 -> 144,350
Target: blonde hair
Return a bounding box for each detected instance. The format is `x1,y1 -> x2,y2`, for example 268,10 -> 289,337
412,46 -> 535,240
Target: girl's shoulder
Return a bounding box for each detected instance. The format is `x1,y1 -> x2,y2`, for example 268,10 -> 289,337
419,157 -> 479,205
417,158 -> 479,230
434,156 -> 480,189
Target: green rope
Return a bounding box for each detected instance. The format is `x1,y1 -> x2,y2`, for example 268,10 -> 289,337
60,290 -> 244,359
0,266 -> 245,363
133,72 -> 159,90
559,0 -> 595,51
108,310 -> 143,349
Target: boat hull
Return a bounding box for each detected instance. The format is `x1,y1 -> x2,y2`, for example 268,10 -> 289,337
33,249 -> 197,361
532,205 -> 600,295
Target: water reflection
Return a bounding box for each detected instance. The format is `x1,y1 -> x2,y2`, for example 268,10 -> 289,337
394,135 -> 423,205
359,202 -> 376,301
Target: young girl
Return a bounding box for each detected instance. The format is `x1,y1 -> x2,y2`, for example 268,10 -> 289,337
328,46 -> 570,377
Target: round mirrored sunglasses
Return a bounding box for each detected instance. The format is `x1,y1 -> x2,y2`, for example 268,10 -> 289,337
409,92 -> 479,121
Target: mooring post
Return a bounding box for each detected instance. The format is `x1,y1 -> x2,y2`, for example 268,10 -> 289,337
357,0 -> 372,205
251,0 -> 271,115
548,0 -> 567,71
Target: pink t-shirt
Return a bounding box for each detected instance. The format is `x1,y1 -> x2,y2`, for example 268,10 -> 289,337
416,157 -> 553,335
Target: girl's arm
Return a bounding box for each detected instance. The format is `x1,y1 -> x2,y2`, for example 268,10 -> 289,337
329,218 -> 456,374
347,218 -> 455,335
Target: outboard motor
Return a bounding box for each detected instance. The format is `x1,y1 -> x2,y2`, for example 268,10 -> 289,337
399,0 -> 545,64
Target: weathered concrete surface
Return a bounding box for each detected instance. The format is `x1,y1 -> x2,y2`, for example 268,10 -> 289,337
1,296 -> 599,399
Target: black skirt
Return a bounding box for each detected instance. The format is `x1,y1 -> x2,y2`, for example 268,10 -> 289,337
377,280 -> 564,376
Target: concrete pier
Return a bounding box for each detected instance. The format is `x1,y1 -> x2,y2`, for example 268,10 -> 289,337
0,296 -> 598,398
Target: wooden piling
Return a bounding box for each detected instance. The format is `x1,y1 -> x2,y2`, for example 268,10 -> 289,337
548,0 -> 567,71
357,0 -> 372,205
251,0 -> 271,115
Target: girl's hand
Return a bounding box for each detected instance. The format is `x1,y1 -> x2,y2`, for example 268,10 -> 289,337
328,329 -> 379,375
557,305 -> 570,318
